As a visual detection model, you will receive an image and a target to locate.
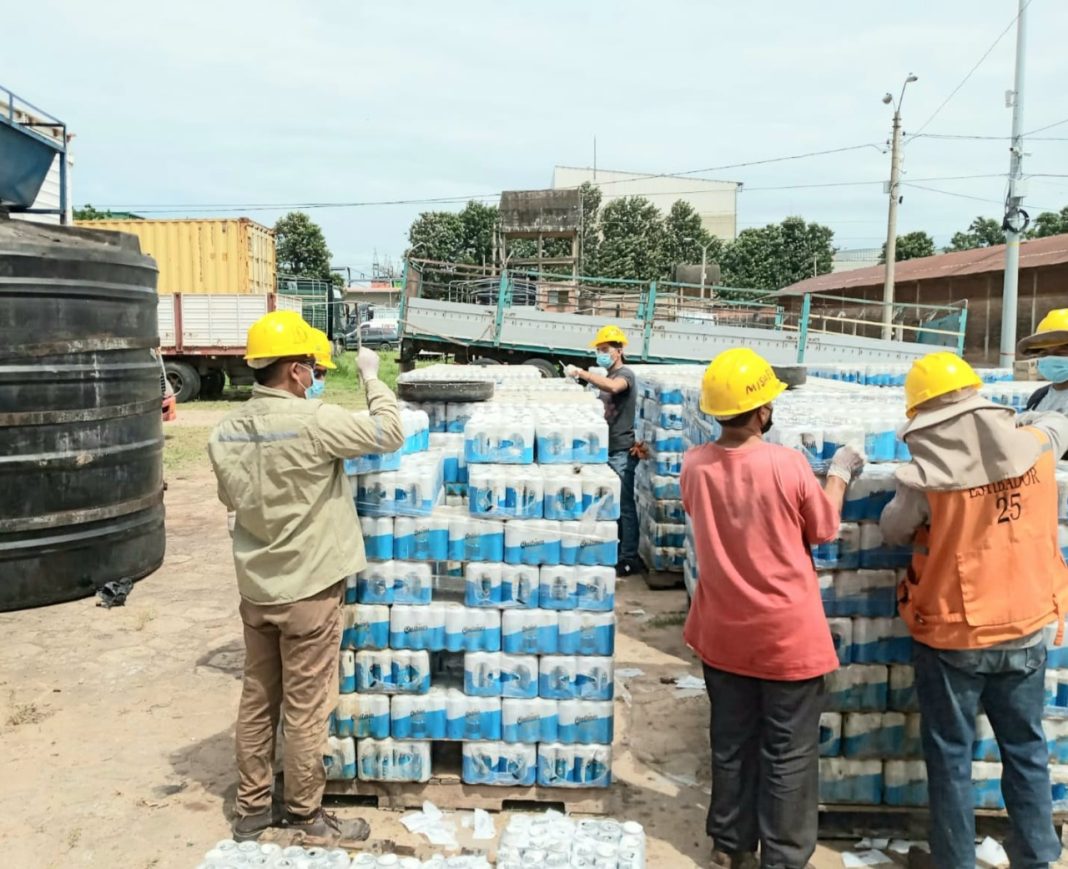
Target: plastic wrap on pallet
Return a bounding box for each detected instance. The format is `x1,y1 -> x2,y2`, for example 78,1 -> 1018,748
820,712 -> 842,757
324,735 -> 357,780
824,665 -> 888,712
883,760 -> 929,806
819,758 -> 883,805
536,743 -> 612,788
357,738 -> 432,782
462,741 -> 537,786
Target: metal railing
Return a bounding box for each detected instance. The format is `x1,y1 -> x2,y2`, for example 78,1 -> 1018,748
400,258 -> 969,361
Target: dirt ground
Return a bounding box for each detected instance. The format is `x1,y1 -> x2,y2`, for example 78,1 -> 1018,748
0,407 -> 1021,868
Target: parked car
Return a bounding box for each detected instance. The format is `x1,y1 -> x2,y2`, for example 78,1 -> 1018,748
343,323 -> 399,350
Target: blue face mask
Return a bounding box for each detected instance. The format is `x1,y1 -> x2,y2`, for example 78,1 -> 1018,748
1037,356 -> 1068,384
595,352 -> 614,369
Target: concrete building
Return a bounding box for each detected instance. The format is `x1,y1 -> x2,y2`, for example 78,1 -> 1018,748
778,233 -> 1068,365
552,166 -> 740,240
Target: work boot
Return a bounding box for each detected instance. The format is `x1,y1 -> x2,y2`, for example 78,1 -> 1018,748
710,850 -> 758,869
616,557 -> 645,578
284,807 -> 370,847
232,808 -> 278,842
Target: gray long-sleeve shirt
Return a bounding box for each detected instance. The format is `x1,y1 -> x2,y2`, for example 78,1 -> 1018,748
880,411 -> 1068,547
880,411 -> 1068,649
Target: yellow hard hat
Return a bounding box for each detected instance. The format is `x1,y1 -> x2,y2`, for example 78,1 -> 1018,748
904,352 -> 982,417
1018,308 -> 1068,357
311,328 -> 337,370
245,311 -> 319,362
590,325 -> 628,348
700,348 -> 786,418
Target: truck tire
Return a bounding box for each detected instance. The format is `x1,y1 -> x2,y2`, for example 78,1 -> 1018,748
523,357 -> 559,378
772,365 -> 807,389
199,369 -> 226,399
165,361 -> 201,403
397,380 -> 495,404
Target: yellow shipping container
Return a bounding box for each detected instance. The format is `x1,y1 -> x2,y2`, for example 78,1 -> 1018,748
75,217 -> 276,294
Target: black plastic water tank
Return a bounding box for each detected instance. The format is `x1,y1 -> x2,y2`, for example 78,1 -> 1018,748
0,216 -> 165,610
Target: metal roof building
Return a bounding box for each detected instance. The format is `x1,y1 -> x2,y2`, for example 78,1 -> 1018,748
778,233 -> 1068,365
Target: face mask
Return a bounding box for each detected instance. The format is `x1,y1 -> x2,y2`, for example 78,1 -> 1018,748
297,363 -> 318,399
1037,356 -> 1068,384
306,375 -> 325,399
760,408 -> 774,435
595,352 -> 614,369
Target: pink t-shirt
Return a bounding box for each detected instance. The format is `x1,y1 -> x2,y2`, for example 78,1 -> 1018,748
681,440 -> 841,681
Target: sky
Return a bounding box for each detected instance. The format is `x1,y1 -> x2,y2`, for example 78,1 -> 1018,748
8,0 -> 1068,276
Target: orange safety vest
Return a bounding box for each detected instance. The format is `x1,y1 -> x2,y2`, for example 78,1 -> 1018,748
899,427 -> 1068,649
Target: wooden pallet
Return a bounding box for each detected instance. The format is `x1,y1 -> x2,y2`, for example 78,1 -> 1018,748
818,803 -> 1068,841
324,742 -> 609,814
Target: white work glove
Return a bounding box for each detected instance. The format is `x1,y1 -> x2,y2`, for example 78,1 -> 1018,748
828,445 -> 865,484
565,365 -> 582,380
1015,410 -> 1040,427
356,347 -> 380,383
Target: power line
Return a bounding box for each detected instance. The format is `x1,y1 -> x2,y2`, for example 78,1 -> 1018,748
97,173 -> 1007,215
904,181 -> 1057,212
911,0 -> 1036,138
1024,116 -> 1068,136
553,143 -> 887,188
907,132 -> 1068,142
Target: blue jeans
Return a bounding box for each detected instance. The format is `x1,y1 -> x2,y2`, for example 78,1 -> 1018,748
607,450 -> 639,562
913,641 -> 1061,869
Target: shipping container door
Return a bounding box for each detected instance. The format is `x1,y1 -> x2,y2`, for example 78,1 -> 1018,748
181,294 -> 269,347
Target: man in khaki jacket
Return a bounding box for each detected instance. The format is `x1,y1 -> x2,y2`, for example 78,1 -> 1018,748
208,312 -> 403,844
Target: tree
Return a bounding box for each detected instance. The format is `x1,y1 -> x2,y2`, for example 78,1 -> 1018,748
947,216 -> 1005,252
879,230 -> 936,264
577,182 -> 602,276
458,201 -> 498,266
659,200 -> 723,279
720,216 -> 834,291
1029,206 -> 1068,238
407,211 -> 466,262
596,196 -> 666,281
274,211 -> 335,281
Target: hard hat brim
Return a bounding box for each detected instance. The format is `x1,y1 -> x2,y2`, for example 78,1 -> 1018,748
700,379 -> 787,418
1017,329 -> 1068,357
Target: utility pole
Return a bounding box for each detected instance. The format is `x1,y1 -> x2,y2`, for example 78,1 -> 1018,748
881,75 -> 917,340
1000,0 -> 1028,368
701,243 -> 708,300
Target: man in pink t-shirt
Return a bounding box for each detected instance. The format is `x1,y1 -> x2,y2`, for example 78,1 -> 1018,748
681,349 -> 863,869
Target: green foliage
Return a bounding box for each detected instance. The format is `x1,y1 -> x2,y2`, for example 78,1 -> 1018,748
74,204 -> 141,220
947,216 -> 1006,252
597,196 -> 665,281
720,216 -> 834,291
879,230 -> 936,264
408,201 -> 500,266
458,201 -> 498,266
578,182 -> 602,276
660,200 -> 723,278
274,211 -> 335,280
1029,206 -> 1068,239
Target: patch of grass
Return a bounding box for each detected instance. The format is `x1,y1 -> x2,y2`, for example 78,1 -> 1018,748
163,426 -> 213,474
6,693 -> 46,727
67,828 -> 81,849
646,611 -> 688,629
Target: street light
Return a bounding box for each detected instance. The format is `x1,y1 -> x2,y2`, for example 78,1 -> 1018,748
881,73 -> 918,341
683,236 -> 715,300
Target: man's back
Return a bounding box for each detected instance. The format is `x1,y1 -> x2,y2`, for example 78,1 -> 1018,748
209,381 -> 402,605
681,440 -> 841,680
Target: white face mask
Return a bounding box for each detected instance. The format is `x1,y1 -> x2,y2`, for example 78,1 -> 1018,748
297,363 -> 316,398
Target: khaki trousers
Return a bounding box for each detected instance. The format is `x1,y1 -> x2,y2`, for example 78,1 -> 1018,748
236,581 -> 342,817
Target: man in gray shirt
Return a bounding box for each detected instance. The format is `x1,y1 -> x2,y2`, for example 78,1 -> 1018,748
880,352 -> 1068,869
567,325 -> 642,577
